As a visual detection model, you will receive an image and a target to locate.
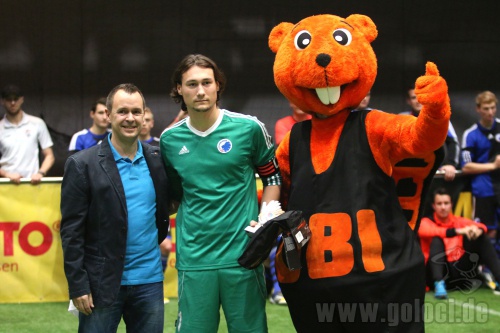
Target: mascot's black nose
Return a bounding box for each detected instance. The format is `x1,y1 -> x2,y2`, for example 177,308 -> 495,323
316,53 -> 331,68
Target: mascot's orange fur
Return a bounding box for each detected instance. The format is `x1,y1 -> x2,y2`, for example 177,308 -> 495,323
270,14 -> 450,332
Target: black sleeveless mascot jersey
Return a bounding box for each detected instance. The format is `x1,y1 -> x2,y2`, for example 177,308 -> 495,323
277,110 -> 436,332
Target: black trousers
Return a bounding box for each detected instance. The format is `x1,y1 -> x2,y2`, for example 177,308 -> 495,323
427,234 -> 500,289
281,263 -> 425,333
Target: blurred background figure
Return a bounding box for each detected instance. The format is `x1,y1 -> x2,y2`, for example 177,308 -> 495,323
274,101 -> 311,146
166,109 -> 188,129
0,84 -> 54,184
139,107 -> 160,146
462,91 -> 500,241
354,91 -> 371,111
68,97 -> 109,154
269,100 -> 311,306
402,88 -> 459,182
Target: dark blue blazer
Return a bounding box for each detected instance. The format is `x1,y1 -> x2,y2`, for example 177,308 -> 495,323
60,136 -> 169,307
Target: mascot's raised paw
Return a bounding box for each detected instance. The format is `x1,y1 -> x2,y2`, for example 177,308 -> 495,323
414,61 -> 450,110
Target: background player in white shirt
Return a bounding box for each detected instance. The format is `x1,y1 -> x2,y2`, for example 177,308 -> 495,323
0,84 -> 54,184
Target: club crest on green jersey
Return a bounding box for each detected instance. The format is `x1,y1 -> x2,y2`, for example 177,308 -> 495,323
217,139 -> 232,153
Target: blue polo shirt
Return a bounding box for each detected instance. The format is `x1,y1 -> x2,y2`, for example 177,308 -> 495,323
108,135 -> 163,285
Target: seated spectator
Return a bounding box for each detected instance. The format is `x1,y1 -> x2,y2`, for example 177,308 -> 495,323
418,187 -> 500,299
139,107 -> 160,146
68,97 -> 109,153
0,84 -> 54,184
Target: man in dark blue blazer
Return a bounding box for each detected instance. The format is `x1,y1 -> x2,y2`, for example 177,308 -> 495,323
60,83 -> 169,333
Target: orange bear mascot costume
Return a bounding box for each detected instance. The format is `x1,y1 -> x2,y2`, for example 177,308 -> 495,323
270,14 -> 450,332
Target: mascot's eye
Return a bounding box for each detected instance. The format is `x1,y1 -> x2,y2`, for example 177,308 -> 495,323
333,28 -> 352,46
294,30 -> 312,50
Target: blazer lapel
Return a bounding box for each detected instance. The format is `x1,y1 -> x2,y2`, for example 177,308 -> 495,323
143,143 -> 162,193
98,137 -> 127,213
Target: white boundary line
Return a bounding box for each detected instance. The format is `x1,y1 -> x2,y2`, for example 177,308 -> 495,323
452,299 -> 500,317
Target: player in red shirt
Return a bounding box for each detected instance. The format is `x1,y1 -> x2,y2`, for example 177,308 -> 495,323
419,187 -> 500,298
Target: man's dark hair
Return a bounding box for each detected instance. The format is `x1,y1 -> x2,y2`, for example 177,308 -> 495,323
1,84 -> 23,99
106,83 -> 145,111
433,187 -> 451,201
91,97 -> 107,113
170,54 -> 226,111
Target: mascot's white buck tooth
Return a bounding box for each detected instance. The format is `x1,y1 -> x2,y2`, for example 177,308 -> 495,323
327,86 -> 340,104
315,87 -> 340,105
315,87 -> 329,105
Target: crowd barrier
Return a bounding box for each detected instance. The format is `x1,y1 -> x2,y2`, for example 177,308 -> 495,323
0,173 -> 470,303
0,178 -> 67,303
0,177 -> 178,303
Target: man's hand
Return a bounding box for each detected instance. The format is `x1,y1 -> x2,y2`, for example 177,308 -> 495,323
5,171 -> 22,184
439,164 -> 456,181
249,220 -> 259,227
493,155 -> 500,170
72,294 -> 94,316
456,225 -> 483,240
30,172 -> 43,185
468,225 -> 484,240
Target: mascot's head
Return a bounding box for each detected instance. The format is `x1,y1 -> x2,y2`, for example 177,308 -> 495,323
269,14 -> 378,117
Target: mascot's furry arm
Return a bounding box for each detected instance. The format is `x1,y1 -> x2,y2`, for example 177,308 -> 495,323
365,62 -> 450,175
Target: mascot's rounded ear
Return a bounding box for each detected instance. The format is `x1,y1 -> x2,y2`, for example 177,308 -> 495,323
269,22 -> 294,54
346,14 -> 378,43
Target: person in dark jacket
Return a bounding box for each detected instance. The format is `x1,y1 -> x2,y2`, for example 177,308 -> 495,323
60,83 -> 169,333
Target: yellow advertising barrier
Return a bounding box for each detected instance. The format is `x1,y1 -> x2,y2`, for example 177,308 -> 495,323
0,178 -> 180,303
164,218 -> 178,298
0,178 -> 67,303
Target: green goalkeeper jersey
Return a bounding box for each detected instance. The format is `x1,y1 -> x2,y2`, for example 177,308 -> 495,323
160,109 -> 276,270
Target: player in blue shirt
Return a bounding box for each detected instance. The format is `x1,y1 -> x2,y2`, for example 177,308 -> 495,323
68,97 -> 109,153
462,90 -> 500,241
